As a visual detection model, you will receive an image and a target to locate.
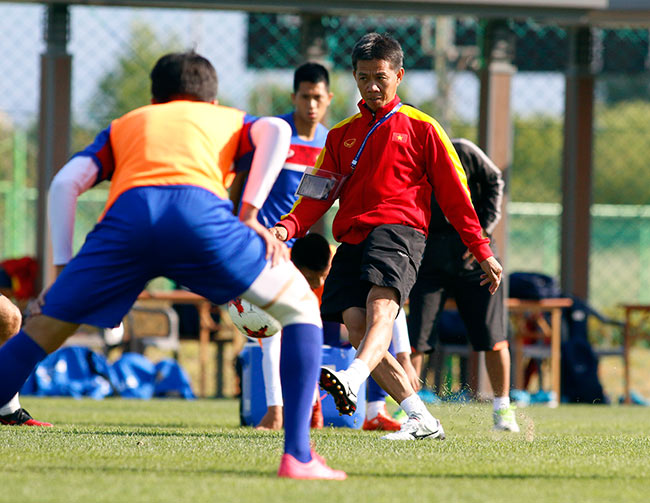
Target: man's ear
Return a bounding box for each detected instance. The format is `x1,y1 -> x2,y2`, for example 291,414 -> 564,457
396,68 -> 405,84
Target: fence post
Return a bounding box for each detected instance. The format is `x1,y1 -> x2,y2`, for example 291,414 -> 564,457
478,19 -> 516,274
561,26 -> 594,300
36,3 -> 72,291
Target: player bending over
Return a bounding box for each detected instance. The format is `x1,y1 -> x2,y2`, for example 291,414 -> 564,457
0,51 -> 344,480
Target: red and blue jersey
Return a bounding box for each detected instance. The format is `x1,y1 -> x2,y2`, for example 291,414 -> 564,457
236,112 -> 328,231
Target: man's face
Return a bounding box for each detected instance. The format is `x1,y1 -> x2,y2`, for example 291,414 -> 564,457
298,264 -> 330,290
291,81 -> 332,126
353,59 -> 404,112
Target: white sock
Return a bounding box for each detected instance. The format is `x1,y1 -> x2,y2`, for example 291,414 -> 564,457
399,394 -> 427,417
0,393 -> 21,415
343,358 -> 370,395
366,400 -> 385,419
493,396 -> 510,411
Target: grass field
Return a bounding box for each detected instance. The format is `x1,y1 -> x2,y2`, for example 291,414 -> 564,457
1,398 -> 649,503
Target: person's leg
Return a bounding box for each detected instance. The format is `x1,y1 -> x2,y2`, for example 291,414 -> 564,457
485,345 -> 510,399
240,261 -> 345,479
410,351 -> 425,378
256,333 -> 283,430
1,188 -> 163,420
0,295 -> 21,342
0,296 -> 52,427
455,269 -> 519,432
0,315 -> 79,406
406,252 -> 447,388
354,286 -> 400,371
156,190 -> 342,479
331,304 -> 444,441
392,310 -> 420,392
363,342 -> 402,431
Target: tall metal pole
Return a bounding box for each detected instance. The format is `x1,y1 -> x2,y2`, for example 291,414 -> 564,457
36,3 -> 71,291
561,26 -> 594,300
477,20 -> 516,399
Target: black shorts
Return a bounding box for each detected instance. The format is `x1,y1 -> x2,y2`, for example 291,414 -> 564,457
407,232 -> 506,352
321,224 -> 427,323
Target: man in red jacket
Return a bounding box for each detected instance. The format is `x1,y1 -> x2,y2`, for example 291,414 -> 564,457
271,32 -> 502,441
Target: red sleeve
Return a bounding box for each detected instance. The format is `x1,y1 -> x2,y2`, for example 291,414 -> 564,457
278,141 -> 339,240
427,129 -> 492,262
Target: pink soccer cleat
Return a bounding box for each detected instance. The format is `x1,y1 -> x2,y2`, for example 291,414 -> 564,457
277,450 -> 347,480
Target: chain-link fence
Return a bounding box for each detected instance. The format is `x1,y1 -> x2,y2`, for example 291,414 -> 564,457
1,3 -> 649,317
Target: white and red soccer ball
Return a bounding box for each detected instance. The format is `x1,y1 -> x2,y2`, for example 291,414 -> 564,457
227,297 -> 281,339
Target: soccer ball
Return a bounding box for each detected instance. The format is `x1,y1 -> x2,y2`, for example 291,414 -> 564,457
227,297 -> 281,339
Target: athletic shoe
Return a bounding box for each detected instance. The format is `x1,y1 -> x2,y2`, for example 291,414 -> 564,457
0,408 -> 53,427
493,405 -> 520,432
277,451 -> 347,480
381,412 -> 445,441
319,367 -> 357,416
311,395 -> 324,429
363,410 -> 402,431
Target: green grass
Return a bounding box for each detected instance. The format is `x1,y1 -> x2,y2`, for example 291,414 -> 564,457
1,398 -> 650,503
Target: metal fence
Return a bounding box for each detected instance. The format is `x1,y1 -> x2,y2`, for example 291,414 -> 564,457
1,3 -> 649,315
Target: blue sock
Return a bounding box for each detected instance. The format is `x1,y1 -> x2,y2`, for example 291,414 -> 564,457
0,330 -> 47,405
366,341 -> 395,401
280,323 -> 322,463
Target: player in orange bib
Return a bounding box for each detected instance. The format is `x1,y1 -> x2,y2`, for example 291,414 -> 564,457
0,51 -> 345,480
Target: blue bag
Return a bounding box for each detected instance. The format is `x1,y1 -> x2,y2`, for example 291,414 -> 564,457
111,352 -> 156,399
154,359 -> 195,399
21,346 -> 114,399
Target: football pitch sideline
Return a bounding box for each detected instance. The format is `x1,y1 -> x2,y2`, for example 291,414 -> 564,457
1,398 -> 649,503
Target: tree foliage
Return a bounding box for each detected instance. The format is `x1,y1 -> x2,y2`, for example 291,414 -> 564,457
593,100 -> 650,205
86,22 -> 182,130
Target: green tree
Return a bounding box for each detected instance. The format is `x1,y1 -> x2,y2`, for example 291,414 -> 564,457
510,114 -> 563,203
594,100 -> 650,205
247,81 -> 293,117
87,21 -> 182,129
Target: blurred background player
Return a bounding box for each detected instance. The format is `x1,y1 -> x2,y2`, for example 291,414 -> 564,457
0,51 -> 344,480
233,62 -> 414,431
0,294 -> 51,426
231,62 -> 331,430
408,138 -> 519,432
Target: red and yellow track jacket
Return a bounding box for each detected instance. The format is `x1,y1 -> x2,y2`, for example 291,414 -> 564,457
279,96 -> 492,262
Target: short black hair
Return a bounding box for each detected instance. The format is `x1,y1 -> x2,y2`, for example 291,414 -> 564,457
351,32 -> 403,71
293,62 -> 330,93
150,51 -> 218,103
291,233 -> 331,272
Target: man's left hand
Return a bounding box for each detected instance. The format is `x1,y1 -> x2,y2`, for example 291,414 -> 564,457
479,256 -> 502,295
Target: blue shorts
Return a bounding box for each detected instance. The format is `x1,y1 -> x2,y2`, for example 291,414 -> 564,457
42,186 -> 268,327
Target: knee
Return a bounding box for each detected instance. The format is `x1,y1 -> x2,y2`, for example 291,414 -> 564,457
263,275 -> 322,328
0,299 -> 22,343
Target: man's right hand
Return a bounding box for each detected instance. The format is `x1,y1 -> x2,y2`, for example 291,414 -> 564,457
24,264 -> 66,317
269,225 -> 288,242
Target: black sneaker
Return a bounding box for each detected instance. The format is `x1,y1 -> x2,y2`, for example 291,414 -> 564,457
0,408 -> 53,426
319,367 -> 357,416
